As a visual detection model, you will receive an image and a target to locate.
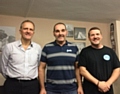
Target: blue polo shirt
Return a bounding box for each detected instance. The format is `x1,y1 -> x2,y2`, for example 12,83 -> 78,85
40,41 -> 79,93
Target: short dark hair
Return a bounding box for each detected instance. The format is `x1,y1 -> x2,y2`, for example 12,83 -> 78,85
53,22 -> 66,32
88,27 -> 101,37
20,20 -> 35,30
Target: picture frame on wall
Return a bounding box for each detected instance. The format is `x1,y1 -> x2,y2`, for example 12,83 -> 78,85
110,23 -> 116,51
0,26 -> 16,52
66,24 -> 74,37
74,27 -> 86,40
72,42 -> 86,53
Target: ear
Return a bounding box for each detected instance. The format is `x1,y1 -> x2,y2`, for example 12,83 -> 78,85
88,36 -> 90,41
101,34 -> 103,39
53,31 -> 55,37
66,30 -> 68,36
19,29 -> 21,34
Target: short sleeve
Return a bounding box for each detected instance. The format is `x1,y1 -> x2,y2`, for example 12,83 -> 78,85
78,49 -> 87,67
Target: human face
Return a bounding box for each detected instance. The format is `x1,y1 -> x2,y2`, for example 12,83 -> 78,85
20,22 -> 34,41
88,29 -> 103,47
53,24 -> 68,45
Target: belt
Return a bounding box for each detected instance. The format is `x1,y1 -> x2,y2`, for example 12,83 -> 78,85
7,76 -> 37,82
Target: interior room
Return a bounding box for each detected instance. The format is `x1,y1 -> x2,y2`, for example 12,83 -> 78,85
0,0 -> 120,94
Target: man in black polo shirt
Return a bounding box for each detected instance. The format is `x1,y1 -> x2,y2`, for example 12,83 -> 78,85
78,27 -> 120,94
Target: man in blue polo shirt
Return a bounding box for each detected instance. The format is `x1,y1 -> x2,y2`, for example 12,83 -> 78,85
39,22 -> 83,94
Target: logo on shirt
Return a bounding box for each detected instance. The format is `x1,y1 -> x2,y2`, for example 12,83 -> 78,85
66,49 -> 72,52
103,54 -> 110,61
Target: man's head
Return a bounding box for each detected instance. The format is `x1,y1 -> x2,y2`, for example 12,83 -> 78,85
53,22 -> 68,45
19,20 -> 35,41
88,27 -> 103,48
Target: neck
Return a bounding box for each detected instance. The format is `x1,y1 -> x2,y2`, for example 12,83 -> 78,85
91,44 -> 103,49
56,40 -> 66,46
21,38 -> 31,50
21,38 -> 31,45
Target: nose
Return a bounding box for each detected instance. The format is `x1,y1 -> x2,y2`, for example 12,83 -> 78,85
59,31 -> 62,34
94,34 -> 98,38
59,31 -> 63,35
27,29 -> 31,32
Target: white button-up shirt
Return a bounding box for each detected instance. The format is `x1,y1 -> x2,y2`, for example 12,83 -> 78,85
0,40 -> 42,80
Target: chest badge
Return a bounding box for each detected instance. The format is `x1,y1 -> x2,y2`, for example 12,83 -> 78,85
103,54 -> 110,61
66,49 -> 72,52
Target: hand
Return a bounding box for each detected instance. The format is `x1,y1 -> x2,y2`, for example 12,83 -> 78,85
77,86 -> 84,94
98,81 -> 110,93
40,88 -> 46,94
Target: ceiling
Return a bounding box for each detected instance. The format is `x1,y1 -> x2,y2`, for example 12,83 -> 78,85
0,0 -> 120,23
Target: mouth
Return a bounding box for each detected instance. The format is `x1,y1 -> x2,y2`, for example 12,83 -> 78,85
93,38 -> 99,41
26,32 -> 30,35
58,35 -> 64,38
24,34 -> 32,38
94,39 -> 98,41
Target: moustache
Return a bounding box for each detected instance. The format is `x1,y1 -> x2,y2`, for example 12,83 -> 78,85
93,38 -> 99,40
25,32 -> 31,35
58,35 -> 65,37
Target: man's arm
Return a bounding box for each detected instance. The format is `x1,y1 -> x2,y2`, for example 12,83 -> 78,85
75,62 -> 84,94
38,61 -> 46,94
0,45 -> 9,78
79,66 -> 120,93
79,66 -> 99,85
107,68 -> 120,86
97,68 -> 120,93
80,66 -> 107,92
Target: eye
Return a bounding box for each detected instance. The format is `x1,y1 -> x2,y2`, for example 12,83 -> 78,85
96,33 -> 100,35
54,29 -> 66,32
23,28 -> 28,30
23,28 -> 34,31
55,30 -> 60,32
29,28 -> 34,31
61,29 -> 66,32
90,34 -> 94,36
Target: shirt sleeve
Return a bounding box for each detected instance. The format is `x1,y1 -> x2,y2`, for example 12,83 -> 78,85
40,46 -> 47,63
38,45 -> 42,65
78,49 -> 87,68
0,44 -> 10,78
76,46 -> 79,62
112,50 -> 120,69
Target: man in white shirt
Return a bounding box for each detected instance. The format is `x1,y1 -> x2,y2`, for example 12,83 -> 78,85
0,20 -> 42,94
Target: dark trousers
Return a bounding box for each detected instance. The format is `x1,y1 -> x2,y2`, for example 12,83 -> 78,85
4,77 -> 40,94
47,90 -> 77,94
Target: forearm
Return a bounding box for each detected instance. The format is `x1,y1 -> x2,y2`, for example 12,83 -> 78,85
97,68 -> 120,93
1,46 -> 9,78
1,59 -> 8,78
76,67 -> 82,87
75,62 -> 82,86
38,66 -> 46,89
80,66 -> 99,85
75,62 -> 84,94
107,68 -> 120,86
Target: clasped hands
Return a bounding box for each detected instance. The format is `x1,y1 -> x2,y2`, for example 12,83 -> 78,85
97,81 -> 110,93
